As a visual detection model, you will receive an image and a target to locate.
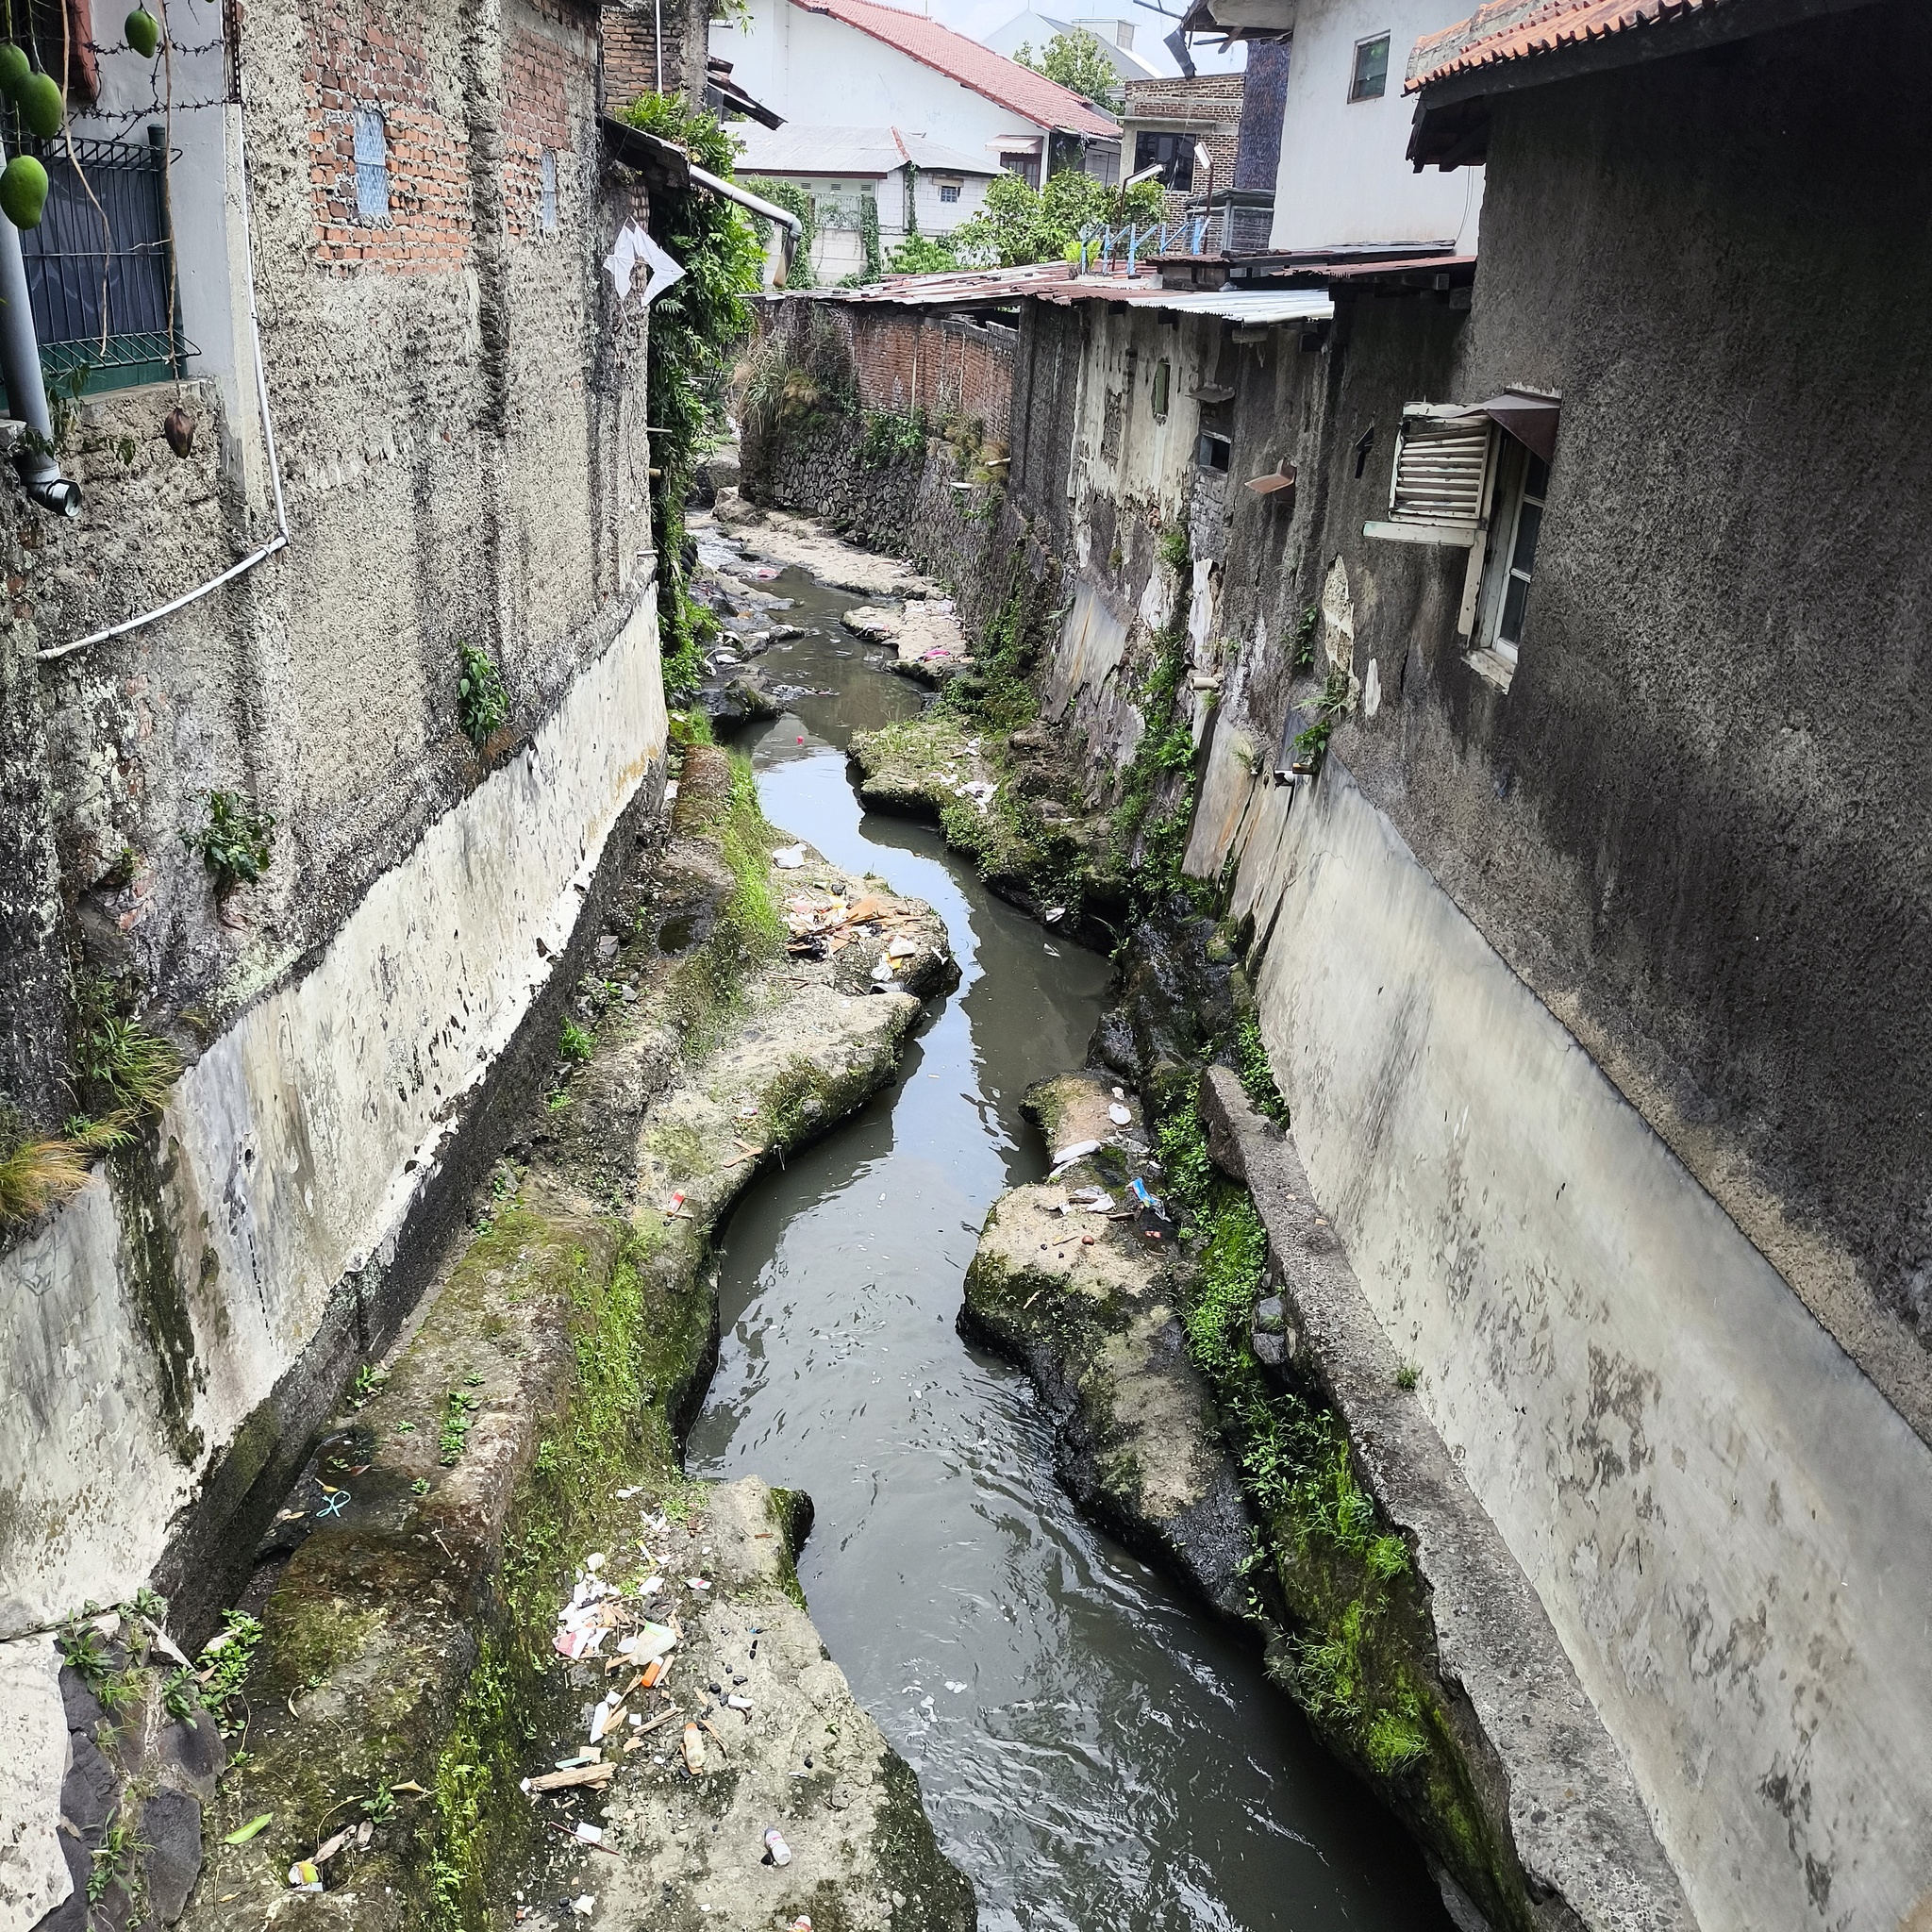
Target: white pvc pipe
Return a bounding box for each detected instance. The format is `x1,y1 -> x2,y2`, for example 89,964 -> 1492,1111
39,75 -> 290,664
687,162 -> 802,235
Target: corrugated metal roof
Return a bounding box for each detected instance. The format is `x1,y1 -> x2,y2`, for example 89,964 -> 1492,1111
772,261 -> 1334,324
790,0 -> 1123,139
1407,0 -> 1741,92
735,125 -> 995,177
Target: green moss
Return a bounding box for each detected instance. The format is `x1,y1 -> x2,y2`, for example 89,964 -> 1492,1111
267,1594 -> 382,1690
666,755 -> 786,1051
1148,1092 -> 1530,1923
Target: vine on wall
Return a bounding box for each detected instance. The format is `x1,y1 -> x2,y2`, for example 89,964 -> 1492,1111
619,92 -> 764,702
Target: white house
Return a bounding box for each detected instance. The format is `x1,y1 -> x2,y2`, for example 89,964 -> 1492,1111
713,0 -> 1123,190
1177,0 -> 1483,254
981,11 -> 1166,83
734,125 -> 999,281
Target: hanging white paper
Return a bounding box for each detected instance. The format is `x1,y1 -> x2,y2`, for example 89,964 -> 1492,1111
604,223 -> 686,306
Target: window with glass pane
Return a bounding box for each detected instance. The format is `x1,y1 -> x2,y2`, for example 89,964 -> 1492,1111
1491,455 -> 1548,663
540,148 -> 558,233
938,181 -> 959,203
354,108 -> 390,222
1350,34 -> 1391,101
1132,130 -> 1192,191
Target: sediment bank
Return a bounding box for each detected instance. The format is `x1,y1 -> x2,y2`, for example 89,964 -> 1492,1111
159,747 -> 972,1932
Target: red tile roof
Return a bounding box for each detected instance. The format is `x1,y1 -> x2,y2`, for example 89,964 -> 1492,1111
1407,0 -> 1740,92
790,0 -> 1123,140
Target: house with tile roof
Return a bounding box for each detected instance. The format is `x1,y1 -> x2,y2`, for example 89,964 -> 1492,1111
712,0 -> 1124,191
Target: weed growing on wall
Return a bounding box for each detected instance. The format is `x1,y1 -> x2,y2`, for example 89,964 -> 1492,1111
1291,668 -> 1353,774
72,974 -> 180,1124
859,405 -> 929,468
1110,527 -> 1202,911
456,641 -> 510,748
182,790 -> 275,892
1154,1094 -> 1429,1779
621,93 -> 764,705
1232,1011 -> 1289,1125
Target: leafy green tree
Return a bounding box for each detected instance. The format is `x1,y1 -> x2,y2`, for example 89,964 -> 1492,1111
951,168 -> 1164,268
887,233 -> 960,274
1012,27 -> 1123,113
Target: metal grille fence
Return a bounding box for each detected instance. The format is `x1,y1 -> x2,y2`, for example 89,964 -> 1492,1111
17,129 -> 195,391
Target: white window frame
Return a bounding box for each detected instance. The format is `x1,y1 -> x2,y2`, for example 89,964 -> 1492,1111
539,147 -> 558,234
1365,405 -> 1496,551
353,106 -> 391,224
1473,441 -> 1549,670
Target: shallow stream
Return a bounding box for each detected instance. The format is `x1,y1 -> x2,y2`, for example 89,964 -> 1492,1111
685,563 -> 1449,1932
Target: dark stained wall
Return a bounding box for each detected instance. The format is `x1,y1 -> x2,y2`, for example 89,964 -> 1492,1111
1313,0 -> 1932,1413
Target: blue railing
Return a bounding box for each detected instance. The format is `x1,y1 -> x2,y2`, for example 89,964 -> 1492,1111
1074,217 -> 1211,274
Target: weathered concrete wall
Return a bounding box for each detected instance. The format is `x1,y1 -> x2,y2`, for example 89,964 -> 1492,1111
1222,762 -> 1932,1932
0,0 -> 667,1646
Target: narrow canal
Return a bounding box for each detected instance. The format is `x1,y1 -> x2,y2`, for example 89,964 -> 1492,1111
683,557 -> 1449,1932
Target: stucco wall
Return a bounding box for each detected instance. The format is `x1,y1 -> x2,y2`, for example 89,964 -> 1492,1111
0,0 -> 665,1637
714,0 -> 1060,164
0,597 -> 665,1638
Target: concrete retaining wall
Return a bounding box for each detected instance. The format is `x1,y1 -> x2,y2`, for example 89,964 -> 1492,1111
0,597 -> 665,1639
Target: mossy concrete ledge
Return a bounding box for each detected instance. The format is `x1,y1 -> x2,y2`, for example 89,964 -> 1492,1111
175,773 -> 971,1931
959,1071 -> 1251,1616
1199,1066 -> 1694,1932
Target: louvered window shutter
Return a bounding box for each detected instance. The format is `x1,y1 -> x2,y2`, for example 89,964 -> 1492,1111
1364,407 -> 1494,547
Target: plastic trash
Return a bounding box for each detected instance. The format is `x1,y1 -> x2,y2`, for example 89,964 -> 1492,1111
1042,907 -> 1066,923
764,1827 -> 793,1867
1050,1139 -> 1101,1170
572,1898 -> 595,1918
1108,1103 -> 1132,1125
682,1723 -> 706,1774
871,956 -> 894,982
774,844 -> 807,869
574,1823 -> 604,1845
1130,1176 -> 1169,1218
287,1861 -> 322,1892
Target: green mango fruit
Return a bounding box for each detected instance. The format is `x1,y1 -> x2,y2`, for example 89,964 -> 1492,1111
0,44 -> 28,98
19,70 -> 63,140
1,154 -> 48,230
125,8 -> 159,58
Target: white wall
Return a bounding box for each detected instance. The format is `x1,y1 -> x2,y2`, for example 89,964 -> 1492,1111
911,169 -> 993,233
716,0 -> 1055,170
1268,0 -> 1482,252
0,597 -> 666,1639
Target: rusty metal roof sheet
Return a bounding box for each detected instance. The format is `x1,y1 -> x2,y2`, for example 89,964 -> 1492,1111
765,261 -> 1334,325
1407,0 -> 1742,92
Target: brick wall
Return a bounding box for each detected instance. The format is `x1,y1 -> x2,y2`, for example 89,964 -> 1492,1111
505,19 -> 576,238
779,305 -> 1017,443
306,6 -> 472,272
1122,73 -> 1243,225
601,0 -> 708,108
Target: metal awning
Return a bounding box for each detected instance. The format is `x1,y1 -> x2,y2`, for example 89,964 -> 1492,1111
600,116 -> 691,195
1457,388 -> 1560,463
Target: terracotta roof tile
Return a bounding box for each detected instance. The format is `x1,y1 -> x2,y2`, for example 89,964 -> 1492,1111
790,0 -> 1122,139
1407,0 -> 1738,92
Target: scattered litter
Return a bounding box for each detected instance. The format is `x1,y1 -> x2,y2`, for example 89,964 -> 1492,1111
585,1553 -> 605,1572
224,1815 -> 273,1845
356,1820 -> 373,1850
574,1824 -> 604,1846
726,1694 -> 753,1713
1081,1194 -> 1115,1214
1108,1103 -> 1131,1124
1050,1139 -> 1101,1171
773,844 -> 807,870
682,1723 -> 706,1774
788,1919 -> 814,1931
688,1576 -> 710,1591
1043,907 -> 1065,924
312,1827 -> 353,1866
886,935 -> 919,959
1130,1177 -> 1169,1219
287,1861 -> 322,1893
763,1827 -> 793,1868
572,1896 -> 595,1917
525,1761 -> 616,1793
871,957 -> 894,983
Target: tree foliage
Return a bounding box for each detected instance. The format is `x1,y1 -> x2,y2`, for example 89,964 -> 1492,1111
951,168 -> 1164,269
1012,28 -> 1122,112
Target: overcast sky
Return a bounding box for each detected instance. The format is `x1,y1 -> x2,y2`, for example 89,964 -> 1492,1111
930,0 -> 1246,75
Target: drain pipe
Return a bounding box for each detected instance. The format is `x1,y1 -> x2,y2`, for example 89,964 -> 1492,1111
0,152 -> 81,519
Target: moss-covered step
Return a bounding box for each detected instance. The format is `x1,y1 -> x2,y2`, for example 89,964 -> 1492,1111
175,752 -> 971,1931
959,1072 -> 1252,1616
